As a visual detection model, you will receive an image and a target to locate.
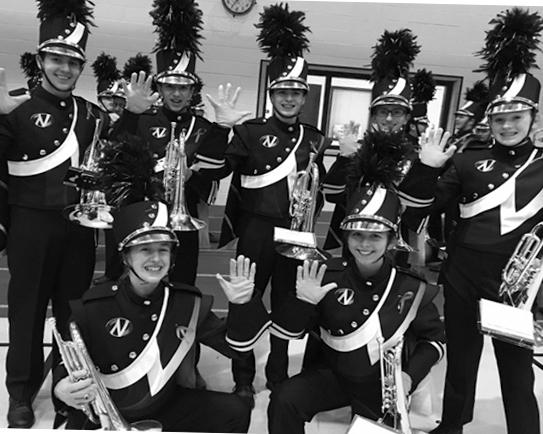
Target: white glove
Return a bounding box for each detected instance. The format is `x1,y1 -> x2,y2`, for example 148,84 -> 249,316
122,71 -> 159,114
53,370 -> 96,409
206,83 -> 251,128
418,125 -> 455,168
296,260 -> 337,305
336,121 -> 361,156
0,68 -> 30,114
216,255 -> 256,304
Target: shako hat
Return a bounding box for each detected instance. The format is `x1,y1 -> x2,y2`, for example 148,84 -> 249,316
476,8 -> 543,115
455,80 -> 489,124
91,52 -> 125,100
150,0 -> 203,86
341,131 -> 409,233
98,133 -> 176,251
255,3 -> 311,92
410,68 -> 436,125
36,0 -> 94,62
370,29 -> 420,111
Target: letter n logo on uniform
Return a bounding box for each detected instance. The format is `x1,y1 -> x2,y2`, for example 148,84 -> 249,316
150,127 -> 168,139
31,113 -> 53,128
260,135 -> 279,148
106,317 -> 133,338
335,288 -> 355,306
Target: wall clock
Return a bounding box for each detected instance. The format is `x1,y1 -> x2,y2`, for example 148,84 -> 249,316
222,0 -> 256,17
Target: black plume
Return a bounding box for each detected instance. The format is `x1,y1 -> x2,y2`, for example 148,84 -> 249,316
19,52 -> 40,80
346,131 -> 410,193
371,29 -> 420,82
91,52 -> 120,82
99,134 -> 164,207
190,73 -> 204,110
36,0 -> 95,28
255,3 -> 311,58
476,8 -> 543,82
122,53 -> 153,79
150,0 -> 203,59
465,80 -> 489,103
411,69 -> 436,103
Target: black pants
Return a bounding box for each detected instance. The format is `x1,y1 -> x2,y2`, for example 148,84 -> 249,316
440,277 -> 540,433
67,387 -> 250,432
268,367 -> 382,434
233,212 -> 299,386
6,206 -> 95,402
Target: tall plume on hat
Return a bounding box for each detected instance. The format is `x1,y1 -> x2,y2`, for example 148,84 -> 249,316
91,52 -> 123,98
150,0 -> 203,85
411,68 -> 436,123
99,134 -> 164,208
122,53 -> 153,79
255,2 -> 311,91
465,80 -> 489,105
19,52 -> 41,91
36,0 -> 95,27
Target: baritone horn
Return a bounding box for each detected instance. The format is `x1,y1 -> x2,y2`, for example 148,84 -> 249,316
347,338 -> 411,433
274,152 -> 329,261
50,318 -> 162,431
163,123 -> 206,231
479,221 -> 543,348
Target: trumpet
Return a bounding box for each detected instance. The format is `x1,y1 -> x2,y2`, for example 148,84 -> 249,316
479,222 -> 543,348
50,318 -> 162,431
63,118 -> 113,229
274,152 -> 328,261
163,123 -> 206,231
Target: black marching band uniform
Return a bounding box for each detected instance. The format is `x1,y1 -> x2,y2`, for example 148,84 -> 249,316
399,9 -> 542,433
53,200 -> 270,432
111,0 -> 225,286
0,1 -> 103,427
194,3 -> 328,395
267,136 -> 445,432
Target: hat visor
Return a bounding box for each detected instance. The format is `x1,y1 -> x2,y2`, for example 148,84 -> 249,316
370,96 -> 411,111
156,73 -> 196,85
269,78 -> 309,92
340,215 -> 396,232
38,42 -> 85,62
487,99 -> 536,115
120,228 -> 179,251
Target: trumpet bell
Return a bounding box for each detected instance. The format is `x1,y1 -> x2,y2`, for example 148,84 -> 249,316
64,202 -> 114,229
275,243 -> 330,262
170,214 -> 207,232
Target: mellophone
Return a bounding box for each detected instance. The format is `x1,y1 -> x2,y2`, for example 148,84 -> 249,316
478,222 -> 543,349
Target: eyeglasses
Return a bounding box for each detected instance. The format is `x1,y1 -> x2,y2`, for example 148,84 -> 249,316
374,108 -> 407,119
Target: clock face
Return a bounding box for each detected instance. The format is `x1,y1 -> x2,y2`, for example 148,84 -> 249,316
222,0 -> 256,16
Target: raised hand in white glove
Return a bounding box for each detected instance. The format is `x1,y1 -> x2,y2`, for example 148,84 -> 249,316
418,125 -> 454,168
296,260 -> 338,305
206,83 -> 251,128
122,71 -> 159,114
0,68 -> 30,114
216,255 -> 256,304
336,121 -> 361,157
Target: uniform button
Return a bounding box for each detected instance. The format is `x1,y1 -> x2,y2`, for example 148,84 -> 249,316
151,203 -> 157,209
253,169 -> 258,174
514,164 -> 521,168
64,29 -> 70,34
351,321 -> 358,328
508,150 -> 515,156
62,128 -> 68,134
129,351 -> 137,359
265,164 -> 271,170
342,261 -> 347,266
262,118 -> 267,123
372,294 -> 379,301
362,309 -> 370,316
337,329 -> 344,335
291,137 -> 296,142
142,333 -> 150,341
151,313 -> 158,321
502,173 -> 509,179
177,116 -> 182,121
153,153 -> 158,158
366,281 -> 372,286
276,157 -> 282,162
288,126 -> 294,132
488,183 -> 494,190
148,213 -> 155,218
68,113 -> 73,119
472,193 -> 478,199
111,364 -> 118,372
39,149 -> 46,156
54,140 -> 60,146
285,148 -> 291,152
287,64 -> 293,70
60,101 -> 66,107
144,300 -> 151,306
361,199 -> 367,205
111,285 -> 118,291
22,154 -> 28,160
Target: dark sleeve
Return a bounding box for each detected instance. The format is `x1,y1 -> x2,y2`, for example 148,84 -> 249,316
321,155 -> 351,204
0,158 -> 8,251
270,293 -> 319,340
193,123 -> 234,180
403,286 -> 446,393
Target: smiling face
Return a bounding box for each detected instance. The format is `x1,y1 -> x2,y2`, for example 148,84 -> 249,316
371,104 -> 410,133
270,88 -> 306,123
124,241 -> 172,286
38,53 -> 83,96
346,230 -> 392,273
159,83 -> 194,112
490,109 -> 533,147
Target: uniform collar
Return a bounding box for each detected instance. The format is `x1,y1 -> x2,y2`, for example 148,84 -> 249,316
492,138 -> 533,158
161,106 -> 192,123
34,85 -> 72,109
120,277 -> 166,306
270,115 -> 300,133
347,255 -> 393,291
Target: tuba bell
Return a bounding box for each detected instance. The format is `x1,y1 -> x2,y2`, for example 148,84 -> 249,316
50,318 -> 162,431
347,338 -> 411,433
479,221 -> 543,348
274,152 -> 329,262
163,123 -> 206,231
63,118 -> 113,228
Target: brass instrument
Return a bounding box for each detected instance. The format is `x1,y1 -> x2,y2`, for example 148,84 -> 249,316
274,152 -> 328,261
347,338 -> 411,433
63,118 -> 113,228
163,123 -> 206,231
50,318 -> 162,431
479,222 -> 543,348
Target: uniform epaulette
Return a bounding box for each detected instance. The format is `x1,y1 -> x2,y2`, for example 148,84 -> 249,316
81,281 -> 119,302
168,282 -> 202,297
324,256 -> 348,272
396,266 -> 427,283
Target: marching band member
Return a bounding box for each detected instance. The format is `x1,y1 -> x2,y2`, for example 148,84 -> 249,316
399,8 -> 543,434
0,0 -> 104,427
194,3 -> 328,407
268,131 -> 445,434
